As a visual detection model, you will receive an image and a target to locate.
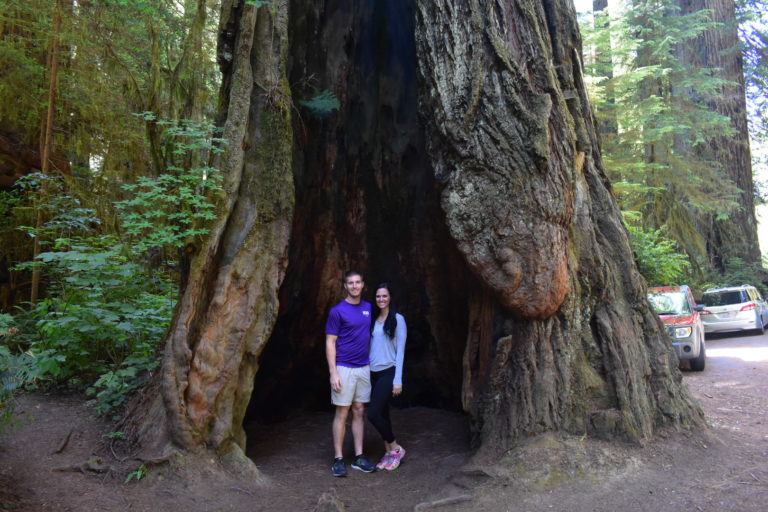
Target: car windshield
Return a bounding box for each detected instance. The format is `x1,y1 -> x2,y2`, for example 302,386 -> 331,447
701,291 -> 744,307
648,292 -> 690,315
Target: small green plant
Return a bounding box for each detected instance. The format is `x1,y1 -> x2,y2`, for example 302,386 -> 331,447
0,314 -> 13,333
86,354 -> 160,418
299,90 -> 340,118
0,319 -> 35,434
124,464 -> 148,484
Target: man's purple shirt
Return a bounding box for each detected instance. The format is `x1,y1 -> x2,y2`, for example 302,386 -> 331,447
326,299 -> 372,368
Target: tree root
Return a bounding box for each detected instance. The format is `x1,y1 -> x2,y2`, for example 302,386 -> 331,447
52,456 -> 114,475
135,453 -> 174,467
50,428 -> 73,455
413,495 -> 474,510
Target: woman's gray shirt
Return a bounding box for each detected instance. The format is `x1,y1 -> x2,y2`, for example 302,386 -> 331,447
369,313 -> 407,386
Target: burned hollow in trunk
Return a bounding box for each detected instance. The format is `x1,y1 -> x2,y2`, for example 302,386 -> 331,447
245,1 -> 472,425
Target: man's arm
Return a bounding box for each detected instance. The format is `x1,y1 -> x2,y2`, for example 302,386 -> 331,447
326,334 -> 341,392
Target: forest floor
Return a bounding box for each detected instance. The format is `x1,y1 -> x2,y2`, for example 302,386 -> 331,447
1,331 -> 767,512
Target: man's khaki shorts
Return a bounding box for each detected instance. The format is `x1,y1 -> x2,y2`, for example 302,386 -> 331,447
331,364 -> 371,406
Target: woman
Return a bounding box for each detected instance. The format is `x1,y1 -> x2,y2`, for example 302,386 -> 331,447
368,283 -> 407,471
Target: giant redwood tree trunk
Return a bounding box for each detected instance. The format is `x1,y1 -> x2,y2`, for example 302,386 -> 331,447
413,0 -> 702,452
126,0 -> 704,471
678,0 -> 761,270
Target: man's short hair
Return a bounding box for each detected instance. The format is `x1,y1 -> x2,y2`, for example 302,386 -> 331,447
343,270 -> 363,283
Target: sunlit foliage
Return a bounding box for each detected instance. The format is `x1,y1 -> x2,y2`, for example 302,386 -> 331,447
581,0 -> 742,273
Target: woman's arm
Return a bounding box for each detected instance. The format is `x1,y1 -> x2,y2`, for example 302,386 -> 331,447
393,314 -> 407,390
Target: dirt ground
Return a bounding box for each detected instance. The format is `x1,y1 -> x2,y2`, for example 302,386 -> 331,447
1,331 -> 767,512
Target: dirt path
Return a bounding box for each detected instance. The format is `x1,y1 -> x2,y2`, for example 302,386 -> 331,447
1,332 -> 767,511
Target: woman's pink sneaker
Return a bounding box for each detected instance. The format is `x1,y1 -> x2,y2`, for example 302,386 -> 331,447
385,447 -> 406,471
376,452 -> 393,470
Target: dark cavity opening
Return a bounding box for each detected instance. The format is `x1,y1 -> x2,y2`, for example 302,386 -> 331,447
243,0 -> 471,428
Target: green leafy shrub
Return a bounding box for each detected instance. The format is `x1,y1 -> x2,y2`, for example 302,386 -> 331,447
626,220 -> 692,286
19,237 -> 174,418
10,119 -> 222,420
0,190 -> 22,229
0,346 -> 22,433
0,316 -> 35,434
699,257 -> 768,296
116,118 -> 224,253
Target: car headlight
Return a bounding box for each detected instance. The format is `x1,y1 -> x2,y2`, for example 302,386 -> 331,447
674,327 -> 692,338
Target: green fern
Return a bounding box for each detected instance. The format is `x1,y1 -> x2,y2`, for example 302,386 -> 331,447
299,90 -> 340,118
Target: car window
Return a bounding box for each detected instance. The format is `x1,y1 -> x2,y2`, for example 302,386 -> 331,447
702,290 -> 746,306
648,292 -> 691,315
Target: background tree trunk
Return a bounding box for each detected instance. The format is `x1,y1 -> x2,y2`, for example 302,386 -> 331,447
127,0 -> 704,470
591,0 -> 618,139
678,0 -> 761,270
30,0 -> 63,303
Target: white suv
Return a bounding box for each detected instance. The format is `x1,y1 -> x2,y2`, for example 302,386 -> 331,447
700,285 -> 768,335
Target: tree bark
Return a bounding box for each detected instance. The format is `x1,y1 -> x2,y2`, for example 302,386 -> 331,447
678,0 -> 761,270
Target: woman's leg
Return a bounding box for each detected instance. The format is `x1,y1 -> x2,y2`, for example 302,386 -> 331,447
367,367 -> 396,443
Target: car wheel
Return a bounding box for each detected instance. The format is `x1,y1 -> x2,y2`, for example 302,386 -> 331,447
689,339 -> 706,372
757,318 -> 765,335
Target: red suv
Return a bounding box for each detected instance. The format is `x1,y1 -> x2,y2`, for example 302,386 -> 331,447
647,285 -> 706,371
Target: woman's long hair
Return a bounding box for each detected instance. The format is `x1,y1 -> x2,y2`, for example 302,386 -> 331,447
371,283 -> 398,339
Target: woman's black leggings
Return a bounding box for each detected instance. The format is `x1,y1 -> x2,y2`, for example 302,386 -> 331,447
368,366 -> 396,443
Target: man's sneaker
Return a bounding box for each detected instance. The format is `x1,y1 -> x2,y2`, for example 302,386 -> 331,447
331,457 -> 347,477
385,447 -> 406,471
351,454 -> 375,473
376,452 -> 393,471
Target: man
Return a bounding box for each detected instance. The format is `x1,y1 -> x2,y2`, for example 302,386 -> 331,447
325,270 -> 376,476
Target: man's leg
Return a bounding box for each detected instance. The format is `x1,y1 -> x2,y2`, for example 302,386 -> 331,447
349,401 -> 374,472
351,401 -> 365,456
333,405 -> 350,459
